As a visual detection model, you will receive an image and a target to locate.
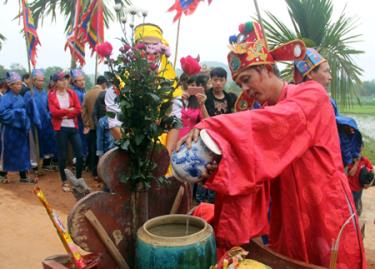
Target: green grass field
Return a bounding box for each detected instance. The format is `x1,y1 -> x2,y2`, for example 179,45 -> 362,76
341,104 -> 375,115
363,135 -> 375,163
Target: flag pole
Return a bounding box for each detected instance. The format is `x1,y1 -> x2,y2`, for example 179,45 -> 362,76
22,2 -> 42,178
173,17 -> 182,69
253,0 -> 269,49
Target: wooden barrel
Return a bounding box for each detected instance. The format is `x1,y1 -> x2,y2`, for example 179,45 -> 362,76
136,214 -> 216,269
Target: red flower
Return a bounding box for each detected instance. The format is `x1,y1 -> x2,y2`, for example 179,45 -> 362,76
113,85 -> 120,96
147,54 -> 157,63
180,55 -> 201,76
95,42 -> 113,58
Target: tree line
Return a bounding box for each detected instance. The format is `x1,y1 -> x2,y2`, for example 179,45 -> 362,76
0,64 -> 94,90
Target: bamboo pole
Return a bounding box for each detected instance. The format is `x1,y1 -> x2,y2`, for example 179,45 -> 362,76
24,25 -> 42,176
95,52 -> 99,81
173,17 -> 182,69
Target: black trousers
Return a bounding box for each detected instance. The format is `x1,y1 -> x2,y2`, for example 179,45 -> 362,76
55,127 -> 83,182
0,171 -> 27,179
87,129 -> 99,177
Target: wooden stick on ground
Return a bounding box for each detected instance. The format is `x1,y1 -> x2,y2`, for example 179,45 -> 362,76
170,185 -> 185,214
84,210 -> 130,269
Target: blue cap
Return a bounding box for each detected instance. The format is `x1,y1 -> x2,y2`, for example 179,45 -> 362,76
31,69 -> 45,78
5,71 -> 21,85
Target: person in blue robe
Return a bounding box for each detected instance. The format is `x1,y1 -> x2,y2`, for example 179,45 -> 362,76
24,69 -> 57,168
0,71 -> 41,183
69,69 -> 87,158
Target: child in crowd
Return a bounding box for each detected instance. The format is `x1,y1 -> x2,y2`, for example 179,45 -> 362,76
205,67 -> 237,116
347,143 -> 375,215
169,74 -> 209,148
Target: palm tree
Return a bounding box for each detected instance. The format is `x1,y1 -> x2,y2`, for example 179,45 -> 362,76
262,0 -> 363,107
0,33 -> 6,50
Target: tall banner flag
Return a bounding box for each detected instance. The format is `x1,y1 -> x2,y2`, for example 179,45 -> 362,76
168,0 -> 213,22
80,0 -> 104,55
65,0 -> 86,66
21,0 -> 41,67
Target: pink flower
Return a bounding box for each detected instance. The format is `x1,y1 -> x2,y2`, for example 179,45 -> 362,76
120,44 -> 132,53
180,55 -> 201,76
150,63 -> 158,71
95,42 -> 113,58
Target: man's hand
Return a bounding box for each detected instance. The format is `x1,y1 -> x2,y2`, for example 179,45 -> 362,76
201,161 -> 219,180
83,127 -> 90,134
176,128 -> 200,151
196,93 -> 207,106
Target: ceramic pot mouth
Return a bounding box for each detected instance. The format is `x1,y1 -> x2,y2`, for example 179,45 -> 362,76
200,129 -> 221,156
143,214 -> 207,239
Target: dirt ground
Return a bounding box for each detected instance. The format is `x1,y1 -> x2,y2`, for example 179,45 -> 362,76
0,170 -> 374,269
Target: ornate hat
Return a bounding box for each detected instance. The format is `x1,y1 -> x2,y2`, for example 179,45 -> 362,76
31,68 -> 44,78
51,71 -> 67,82
227,21 -> 306,81
293,48 -> 326,83
134,23 -> 168,45
5,71 -> 21,85
70,68 -> 85,80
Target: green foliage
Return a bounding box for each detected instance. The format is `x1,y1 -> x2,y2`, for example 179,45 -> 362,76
263,0 -> 364,107
360,80 -> 375,96
226,80 -> 242,96
104,43 -> 181,190
341,105 -> 375,116
363,135 -> 375,163
0,33 -> 6,50
9,63 -> 27,76
0,65 -> 6,79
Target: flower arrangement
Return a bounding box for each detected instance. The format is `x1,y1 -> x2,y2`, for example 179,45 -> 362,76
95,21 -> 180,190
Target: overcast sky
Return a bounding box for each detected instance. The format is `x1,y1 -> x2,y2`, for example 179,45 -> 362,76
0,0 -> 374,80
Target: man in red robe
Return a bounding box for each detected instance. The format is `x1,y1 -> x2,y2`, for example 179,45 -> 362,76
178,21 -> 366,269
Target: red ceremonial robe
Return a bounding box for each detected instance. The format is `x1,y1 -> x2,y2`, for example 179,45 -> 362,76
195,81 -> 366,269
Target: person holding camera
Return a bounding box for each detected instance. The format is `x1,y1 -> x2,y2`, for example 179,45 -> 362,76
173,73 -> 209,140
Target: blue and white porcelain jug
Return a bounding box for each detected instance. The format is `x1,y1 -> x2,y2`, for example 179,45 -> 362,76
171,129 -> 222,183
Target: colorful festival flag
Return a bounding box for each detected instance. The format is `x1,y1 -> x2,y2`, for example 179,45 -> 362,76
168,0 -> 213,22
65,0 -> 86,66
80,0 -> 104,55
21,0 -> 41,67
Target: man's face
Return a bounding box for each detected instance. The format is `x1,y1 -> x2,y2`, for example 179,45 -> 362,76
9,81 -> 23,94
73,75 -> 85,89
33,76 -> 44,90
211,76 -> 226,92
24,77 -> 31,85
237,67 -> 274,104
308,61 -> 332,89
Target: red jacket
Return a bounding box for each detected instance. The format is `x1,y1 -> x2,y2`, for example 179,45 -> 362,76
348,157 -> 373,192
48,88 -> 82,131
